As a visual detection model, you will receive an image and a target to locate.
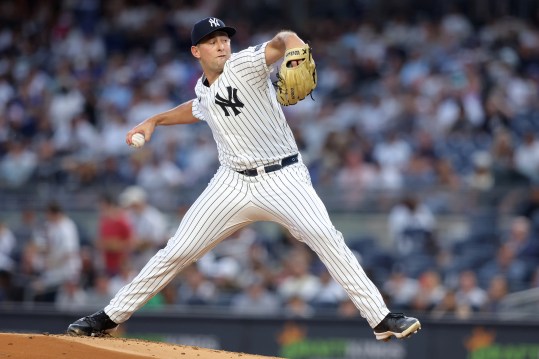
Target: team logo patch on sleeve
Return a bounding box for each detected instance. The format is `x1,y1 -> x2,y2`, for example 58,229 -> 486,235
255,43 -> 263,51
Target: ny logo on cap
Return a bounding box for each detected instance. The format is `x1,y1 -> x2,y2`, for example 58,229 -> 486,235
208,18 -> 220,27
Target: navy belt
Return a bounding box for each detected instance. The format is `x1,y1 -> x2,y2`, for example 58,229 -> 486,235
237,154 -> 298,176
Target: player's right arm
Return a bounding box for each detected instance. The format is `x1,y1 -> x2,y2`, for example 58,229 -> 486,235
126,99 -> 199,145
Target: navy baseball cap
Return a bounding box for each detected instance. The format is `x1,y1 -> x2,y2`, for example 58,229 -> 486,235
191,17 -> 236,46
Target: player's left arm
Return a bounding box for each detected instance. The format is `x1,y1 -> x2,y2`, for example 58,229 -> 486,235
265,31 -> 305,66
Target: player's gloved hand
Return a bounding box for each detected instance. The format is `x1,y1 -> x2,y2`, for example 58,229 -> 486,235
275,44 -> 317,106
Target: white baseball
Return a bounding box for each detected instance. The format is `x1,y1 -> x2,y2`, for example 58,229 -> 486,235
130,133 -> 146,148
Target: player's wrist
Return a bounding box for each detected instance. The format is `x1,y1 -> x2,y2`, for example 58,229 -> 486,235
149,115 -> 162,127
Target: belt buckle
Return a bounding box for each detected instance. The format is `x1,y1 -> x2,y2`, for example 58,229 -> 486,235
256,165 -> 266,176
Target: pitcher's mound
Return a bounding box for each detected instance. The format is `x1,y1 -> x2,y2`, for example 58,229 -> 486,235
0,333 -> 282,359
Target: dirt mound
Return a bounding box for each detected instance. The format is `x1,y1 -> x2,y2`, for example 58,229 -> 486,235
0,333 -> 283,359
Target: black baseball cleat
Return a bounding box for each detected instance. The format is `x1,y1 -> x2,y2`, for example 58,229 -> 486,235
373,313 -> 421,341
67,310 -> 118,337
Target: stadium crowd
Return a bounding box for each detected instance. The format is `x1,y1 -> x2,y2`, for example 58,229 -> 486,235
1,0 -> 539,319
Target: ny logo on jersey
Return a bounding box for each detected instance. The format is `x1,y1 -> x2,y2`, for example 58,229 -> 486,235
208,18 -> 220,27
215,86 -> 244,116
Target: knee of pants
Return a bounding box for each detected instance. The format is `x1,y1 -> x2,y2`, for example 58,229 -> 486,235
298,226 -> 346,246
158,238 -> 206,265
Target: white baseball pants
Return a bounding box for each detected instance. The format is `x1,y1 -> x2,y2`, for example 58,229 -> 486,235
105,162 -> 389,327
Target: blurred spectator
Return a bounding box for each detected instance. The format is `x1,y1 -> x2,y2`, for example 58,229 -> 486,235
199,227 -> 257,274
108,262 -> 137,295
440,7 -> 472,41
235,239 -> 277,291
484,87 -> 513,131
502,216 -> 539,262
198,250 -> 241,299
160,283 -> 179,306
310,268 -> 347,309
231,278 -> 280,316
506,73 -> 537,115
482,275 -> 509,313
0,141 -> 37,187
179,134 -> 219,185
13,242 -> 42,301
514,133 -> 539,182
431,290 -> 472,319
99,56 -> 133,112
119,186 -> 167,270
97,156 -> 133,189
429,158 -> 461,213
197,228 -> 255,299
277,251 -> 321,302
478,244 -> 529,292
368,160 -> 403,193
84,272 -> 113,310
11,209 -> 40,263
411,270 -> 446,312
55,279 -> 87,311
48,82 -> 84,136
78,245 -> 98,290
30,202 -> 81,302
466,151 -> 494,191
373,132 -> 412,171
388,196 -> 437,256
383,267 -> 419,310
96,193 -> 133,276
455,270 -> 488,312
126,82 -> 174,127
335,149 -> 377,208
135,150 -> 184,206
100,107 -> 132,157
52,112 -> 101,188
337,298 -> 361,318
402,153 -> 436,188
0,221 -> 15,274
33,140 -> 64,185
52,113 -> 99,157
61,28 -> 105,68
317,131 -> 347,185
490,129 -> 529,186
517,186 -> 539,223
176,265 -> 217,305
284,295 -> 315,318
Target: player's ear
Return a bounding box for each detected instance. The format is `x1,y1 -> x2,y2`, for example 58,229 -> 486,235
191,45 -> 201,59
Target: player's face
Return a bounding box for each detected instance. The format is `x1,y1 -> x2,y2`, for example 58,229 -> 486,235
194,32 -> 231,73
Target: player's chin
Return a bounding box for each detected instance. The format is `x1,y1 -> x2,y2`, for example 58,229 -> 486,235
214,60 -> 227,71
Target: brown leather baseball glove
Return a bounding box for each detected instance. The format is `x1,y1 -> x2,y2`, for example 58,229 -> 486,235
275,44 -> 317,106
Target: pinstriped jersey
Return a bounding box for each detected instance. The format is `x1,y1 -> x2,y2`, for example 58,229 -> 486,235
192,42 -> 298,171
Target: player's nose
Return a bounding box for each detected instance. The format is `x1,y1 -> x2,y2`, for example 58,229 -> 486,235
217,39 -> 227,49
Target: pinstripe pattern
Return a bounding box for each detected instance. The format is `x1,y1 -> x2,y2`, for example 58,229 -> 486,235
105,165 -> 389,327
106,166 -> 255,322
192,41 -> 297,171
104,40 -> 390,329
252,163 -> 389,327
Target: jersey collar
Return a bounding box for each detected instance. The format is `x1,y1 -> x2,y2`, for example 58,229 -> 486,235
202,74 -> 210,87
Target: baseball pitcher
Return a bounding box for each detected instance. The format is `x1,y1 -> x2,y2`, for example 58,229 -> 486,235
67,17 -> 421,342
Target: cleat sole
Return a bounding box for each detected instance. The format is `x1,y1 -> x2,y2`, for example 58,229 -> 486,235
375,321 -> 421,341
